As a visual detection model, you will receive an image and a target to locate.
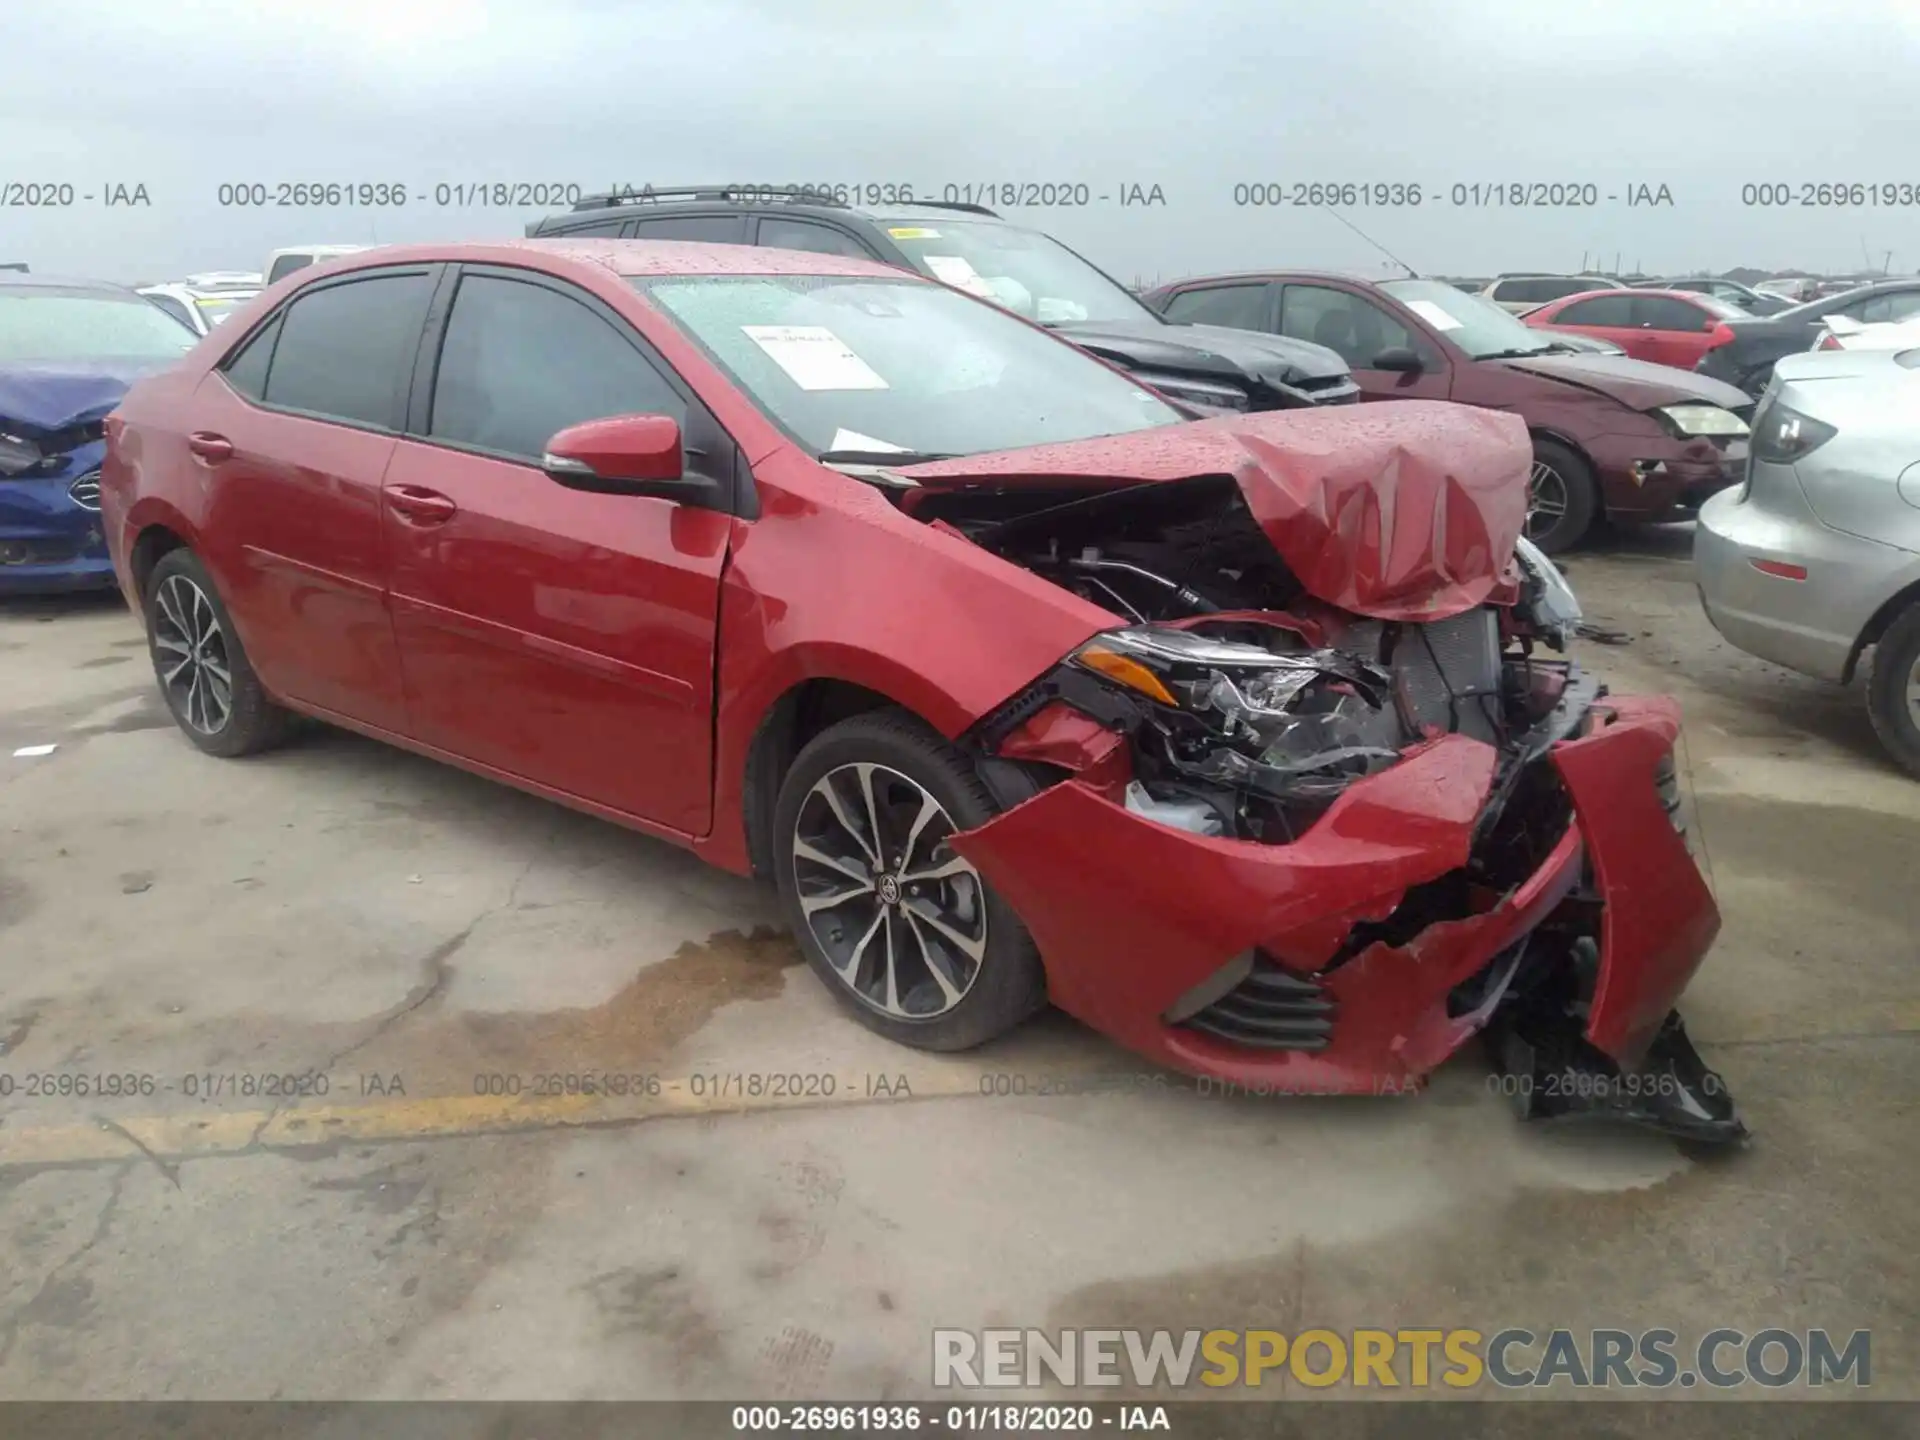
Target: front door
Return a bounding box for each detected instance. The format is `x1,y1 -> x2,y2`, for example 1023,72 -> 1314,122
382,268 -> 733,835
1276,284 -> 1451,401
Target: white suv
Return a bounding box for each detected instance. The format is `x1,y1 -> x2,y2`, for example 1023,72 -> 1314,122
1479,274 -> 1618,314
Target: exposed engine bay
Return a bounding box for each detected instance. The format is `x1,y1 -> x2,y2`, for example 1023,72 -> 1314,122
907,473 -> 1585,846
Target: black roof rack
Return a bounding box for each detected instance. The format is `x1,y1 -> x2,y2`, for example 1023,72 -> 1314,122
569,185 -> 854,213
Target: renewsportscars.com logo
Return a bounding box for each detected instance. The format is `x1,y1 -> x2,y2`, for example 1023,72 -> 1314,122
933,1327 -> 1871,1391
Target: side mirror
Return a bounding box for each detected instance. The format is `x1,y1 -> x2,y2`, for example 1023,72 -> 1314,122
542,413 -> 725,509
1371,347 -> 1424,374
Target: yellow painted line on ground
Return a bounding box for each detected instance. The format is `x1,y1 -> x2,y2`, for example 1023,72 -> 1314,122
0,1067 -> 1042,1170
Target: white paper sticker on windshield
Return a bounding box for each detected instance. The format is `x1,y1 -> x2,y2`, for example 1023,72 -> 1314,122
923,254 -> 980,285
829,428 -> 909,453
741,325 -> 889,391
1405,299 -> 1463,331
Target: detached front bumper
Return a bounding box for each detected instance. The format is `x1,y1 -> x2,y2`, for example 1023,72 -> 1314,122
951,694 -> 1719,1097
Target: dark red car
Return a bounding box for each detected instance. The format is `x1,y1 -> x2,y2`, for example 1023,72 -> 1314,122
101,241 -> 1742,1142
1519,287 -> 1746,370
1141,272 -> 1755,552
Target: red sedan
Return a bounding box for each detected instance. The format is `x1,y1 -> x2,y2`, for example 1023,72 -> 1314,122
1521,287 -> 1745,369
100,240 -> 1743,1142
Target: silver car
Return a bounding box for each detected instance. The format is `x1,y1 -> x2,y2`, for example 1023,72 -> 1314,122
1695,347 -> 1920,774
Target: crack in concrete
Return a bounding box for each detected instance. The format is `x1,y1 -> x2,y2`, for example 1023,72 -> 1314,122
239,847 -> 546,1152
0,1160 -> 130,1373
93,1115 -> 182,1189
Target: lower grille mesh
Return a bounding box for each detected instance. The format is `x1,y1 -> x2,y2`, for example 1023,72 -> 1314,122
1180,958 -> 1334,1051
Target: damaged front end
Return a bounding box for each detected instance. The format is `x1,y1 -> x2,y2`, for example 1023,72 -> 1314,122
905,415 -> 1742,1144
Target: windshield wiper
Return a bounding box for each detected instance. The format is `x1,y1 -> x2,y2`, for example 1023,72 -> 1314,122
1477,346 -> 1558,361
816,448 -> 954,466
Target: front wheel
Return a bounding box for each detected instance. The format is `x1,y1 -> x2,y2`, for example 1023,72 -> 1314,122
1865,602 -> 1920,778
772,709 -> 1047,1051
1526,438 -> 1600,554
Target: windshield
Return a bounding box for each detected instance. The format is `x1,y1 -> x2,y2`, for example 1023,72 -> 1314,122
193,292 -> 257,327
637,274 -> 1183,459
872,218 -> 1152,326
1378,279 -> 1558,359
0,289 -> 199,362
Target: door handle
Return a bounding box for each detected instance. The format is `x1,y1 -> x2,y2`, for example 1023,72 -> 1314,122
385,485 -> 458,525
187,432 -> 233,463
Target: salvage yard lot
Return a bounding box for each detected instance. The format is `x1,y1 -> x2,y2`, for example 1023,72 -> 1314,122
1,525 -> 1917,1401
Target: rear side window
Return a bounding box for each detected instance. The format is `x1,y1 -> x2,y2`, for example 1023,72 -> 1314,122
1160,284 -> 1270,331
756,217 -> 874,259
1551,294 -> 1634,326
1633,296 -> 1713,332
1859,290 -> 1920,323
267,254 -> 312,284
628,215 -> 746,243
427,273 -> 685,461
220,311 -> 283,400
261,273 -> 434,428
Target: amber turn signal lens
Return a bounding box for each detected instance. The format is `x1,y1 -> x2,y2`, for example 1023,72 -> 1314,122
1077,645 -> 1178,705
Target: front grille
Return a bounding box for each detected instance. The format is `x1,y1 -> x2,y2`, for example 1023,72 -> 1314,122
68,469 -> 102,511
1180,957 -> 1335,1050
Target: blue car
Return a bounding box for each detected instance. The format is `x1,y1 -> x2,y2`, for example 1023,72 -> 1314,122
1,273 -> 198,593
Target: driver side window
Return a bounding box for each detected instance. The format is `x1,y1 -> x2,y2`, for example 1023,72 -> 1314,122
429,274 -> 686,461
1277,284 -> 1418,368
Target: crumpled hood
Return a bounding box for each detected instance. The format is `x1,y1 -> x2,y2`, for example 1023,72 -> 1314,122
1495,351 -> 1751,411
898,401 -> 1531,621
0,358 -> 172,436
1048,316 -> 1353,388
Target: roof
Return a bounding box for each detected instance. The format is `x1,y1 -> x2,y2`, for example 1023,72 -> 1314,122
0,272 -> 139,295
313,238 -> 906,282
1147,268 -> 1391,290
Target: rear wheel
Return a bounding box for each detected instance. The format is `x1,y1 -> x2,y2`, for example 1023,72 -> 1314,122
144,549 -> 291,758
1865,602 -> 1920,778
772,709 -> 1047,1051
1526,438 -> 1599,554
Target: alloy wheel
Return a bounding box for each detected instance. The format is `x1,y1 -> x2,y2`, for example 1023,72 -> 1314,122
1907,655 -> 1920,730
790,762 -> 987,1020
153,573 -> 233,735
1526,460 -> 1569,540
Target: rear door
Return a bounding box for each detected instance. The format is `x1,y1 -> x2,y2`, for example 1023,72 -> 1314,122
1629,295 -> 1719,368
1276,283 -> 1449,401
190,265 -> 437,732
381,265 -> 735,834
1540,293 -> 1641,356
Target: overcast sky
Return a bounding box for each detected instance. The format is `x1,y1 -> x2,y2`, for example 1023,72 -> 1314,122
4,0 -> 1917,285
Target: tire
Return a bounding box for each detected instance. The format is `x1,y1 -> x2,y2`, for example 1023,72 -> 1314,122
772,708 -> 1047,1052
1865,602 -> 1920,778
1525,438 -> 1600,554
143,548 -> 291,758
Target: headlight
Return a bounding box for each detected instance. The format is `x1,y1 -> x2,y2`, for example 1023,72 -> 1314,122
1750,402 -> 1837,464
0,431 -> 43,476
1071,626 -> 1317,707
1512,536 -> 1582,648
1130,372 -> 1251,411
1655,403 -> 1750,438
